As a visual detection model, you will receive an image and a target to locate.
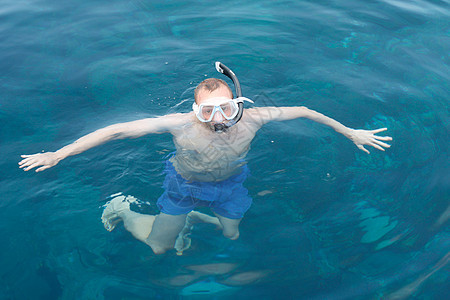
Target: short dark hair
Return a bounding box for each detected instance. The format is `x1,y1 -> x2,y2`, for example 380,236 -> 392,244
194,78 -> 233,102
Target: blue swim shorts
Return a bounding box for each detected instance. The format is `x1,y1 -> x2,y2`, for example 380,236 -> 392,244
156,159 -> 252,219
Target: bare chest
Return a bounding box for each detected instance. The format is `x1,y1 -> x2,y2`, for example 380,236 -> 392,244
173,122 -> 255,161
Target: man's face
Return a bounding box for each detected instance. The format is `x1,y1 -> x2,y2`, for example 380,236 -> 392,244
196,85 -> 233,131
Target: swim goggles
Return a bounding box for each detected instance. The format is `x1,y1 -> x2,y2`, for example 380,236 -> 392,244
192,97 -> 254,123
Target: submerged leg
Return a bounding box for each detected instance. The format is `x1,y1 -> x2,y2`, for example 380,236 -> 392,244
214,213 -> 242,240
121,210 -> 156,242
102,196 -> 222,255
101,195 -> 156,241
146,213 -> 187,254
102,196 -> 195,255
188,211 -> 222,228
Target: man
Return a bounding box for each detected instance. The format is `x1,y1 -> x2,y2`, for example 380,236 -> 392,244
19,64 -> 392,254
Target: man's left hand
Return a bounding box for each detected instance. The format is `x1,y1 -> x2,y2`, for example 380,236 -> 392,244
348,128 -> 392,154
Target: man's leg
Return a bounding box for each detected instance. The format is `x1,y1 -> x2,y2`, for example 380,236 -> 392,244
146,213 -> 187,254
120,210 -> 156,242
102,195 -> 156,242
214,213 -> 242,240
188,211 -> 222,228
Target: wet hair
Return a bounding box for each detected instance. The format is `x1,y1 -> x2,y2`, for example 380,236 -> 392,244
194,78 -> 233,102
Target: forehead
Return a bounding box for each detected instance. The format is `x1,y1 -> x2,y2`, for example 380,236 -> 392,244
196,85 -> 233,104
198,97 -> 233,106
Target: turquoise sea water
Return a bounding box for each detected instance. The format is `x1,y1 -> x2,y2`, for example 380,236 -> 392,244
1,0 -> 449,299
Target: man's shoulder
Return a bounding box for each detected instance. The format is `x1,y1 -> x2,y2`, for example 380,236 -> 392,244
140,112 -> 192,124
162,112 -> 192,121
166,112 -> 195,126
161,112 -> 193,132
241,107 -> 270,127
125,112 -> 193,135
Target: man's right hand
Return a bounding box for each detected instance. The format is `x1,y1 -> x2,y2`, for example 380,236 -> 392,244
19,152 -> 61,172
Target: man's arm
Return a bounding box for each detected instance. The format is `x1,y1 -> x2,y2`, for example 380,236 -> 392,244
19,113 -> 187,172
246,106 -> 392,154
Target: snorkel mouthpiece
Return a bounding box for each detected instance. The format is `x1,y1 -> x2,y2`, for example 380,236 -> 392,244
214,123 -> 225,133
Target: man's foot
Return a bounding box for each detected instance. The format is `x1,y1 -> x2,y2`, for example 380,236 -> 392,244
101,194 -> 137,231
174,214 -> 194,255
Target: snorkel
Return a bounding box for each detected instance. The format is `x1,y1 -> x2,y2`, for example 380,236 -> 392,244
213,62 -> 245,132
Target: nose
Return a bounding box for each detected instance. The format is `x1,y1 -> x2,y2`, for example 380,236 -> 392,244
212,111 -> 224,122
